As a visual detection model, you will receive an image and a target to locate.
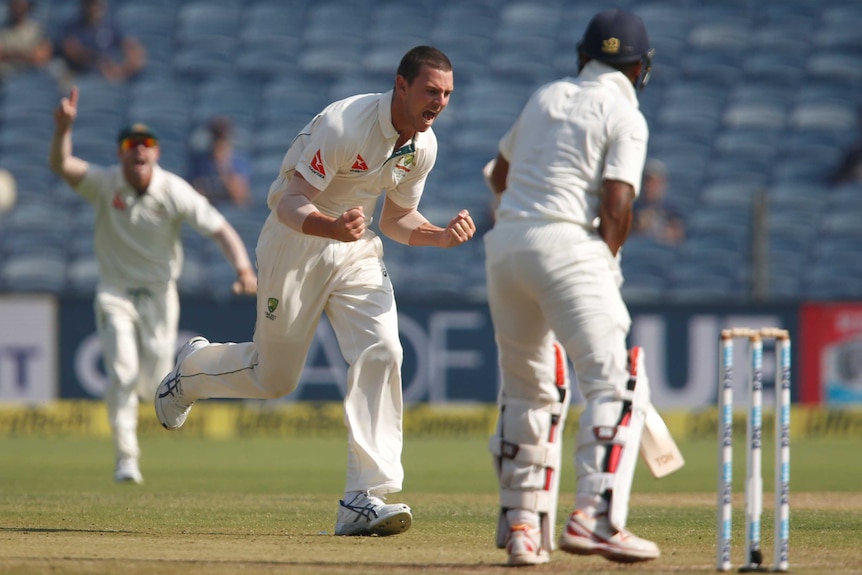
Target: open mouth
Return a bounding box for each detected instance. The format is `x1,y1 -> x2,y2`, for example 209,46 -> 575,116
422,110 -> 437,122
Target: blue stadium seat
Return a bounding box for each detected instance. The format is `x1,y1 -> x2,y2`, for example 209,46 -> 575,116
235,4 -> 302,78
0,253 -> 67,293
175,2 -> 240,47
191,75 -> 262,131
805,52 -> 862,85
429,4 -> 495,79
66,255 -> 100,296
177,254 -> 209,296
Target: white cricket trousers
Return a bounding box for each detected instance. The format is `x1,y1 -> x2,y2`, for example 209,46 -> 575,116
179,214 -> 405,495
96,282 -> 178,462
484,221 -> 632,504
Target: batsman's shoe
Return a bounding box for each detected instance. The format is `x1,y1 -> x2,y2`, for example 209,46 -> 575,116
155,336 -> 208,430
113,458 -> 143,484
334,491 -> 412,536
558,510 -> 659,563
506,524 -> 549,566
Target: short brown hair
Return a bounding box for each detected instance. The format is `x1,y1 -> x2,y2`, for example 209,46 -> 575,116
396,46 -> 452,84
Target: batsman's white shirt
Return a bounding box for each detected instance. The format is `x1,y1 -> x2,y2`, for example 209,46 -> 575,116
181,90 -> 436,495
75,164 -> 226,461
496,61 -> 647,229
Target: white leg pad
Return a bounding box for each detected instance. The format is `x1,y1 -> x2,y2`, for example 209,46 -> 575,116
576,347 -> 651,531
492,341 -> 570,551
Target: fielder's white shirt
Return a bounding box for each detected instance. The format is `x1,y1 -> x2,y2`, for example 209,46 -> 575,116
496,60 -> 649,231
266,90 -> 437,221
75,164 -> 226,287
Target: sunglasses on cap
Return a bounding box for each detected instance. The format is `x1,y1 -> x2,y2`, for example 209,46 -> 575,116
119,137 -> 158,151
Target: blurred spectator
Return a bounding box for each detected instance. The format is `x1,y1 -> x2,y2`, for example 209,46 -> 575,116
828,106 -> 862,187
0,0 -> 52,78
188,116 -> 252,208
631,159 -> 685,246
56,0 -> 145,84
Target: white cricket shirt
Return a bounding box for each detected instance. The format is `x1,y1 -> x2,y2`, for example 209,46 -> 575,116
496,60 -> 649,230
75,164 -> 226,287
266,90 -> 437,221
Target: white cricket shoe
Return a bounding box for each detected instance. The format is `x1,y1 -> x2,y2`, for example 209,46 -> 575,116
334,491 -> 412,536
154,336 -> 208,430
506,524 -> 549,566
114,458 -> 143,484
558,510 -> 660,563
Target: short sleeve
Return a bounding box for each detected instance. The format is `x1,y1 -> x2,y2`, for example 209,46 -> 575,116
168,174 -> 226,237
293,113 -> 355,192
603,109 -> 649,195
74,164 -> 114,204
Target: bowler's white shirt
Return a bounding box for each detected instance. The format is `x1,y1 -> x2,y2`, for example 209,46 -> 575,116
496,61 -> 648,230
76,164 -> 226,287
267,90 -> 437,221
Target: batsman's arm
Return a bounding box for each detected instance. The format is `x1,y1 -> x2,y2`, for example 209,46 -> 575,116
483,153 -> 509,196
598,179 -> 635,256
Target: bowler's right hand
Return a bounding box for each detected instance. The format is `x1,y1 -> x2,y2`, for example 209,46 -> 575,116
333,207 -> 365,242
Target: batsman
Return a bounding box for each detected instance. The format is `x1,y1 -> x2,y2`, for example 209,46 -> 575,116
483,9 -> 681,566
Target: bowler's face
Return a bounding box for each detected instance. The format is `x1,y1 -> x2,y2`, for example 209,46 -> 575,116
399,65 -> 454,133
118,138 -> 160,192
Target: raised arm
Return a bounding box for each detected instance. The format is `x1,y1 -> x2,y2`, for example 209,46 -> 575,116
48,87 -> 89,187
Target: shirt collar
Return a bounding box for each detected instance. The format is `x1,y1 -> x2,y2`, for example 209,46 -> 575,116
378,90 -> 399,139
378,89 -> 425,154
579,60 -> 640,109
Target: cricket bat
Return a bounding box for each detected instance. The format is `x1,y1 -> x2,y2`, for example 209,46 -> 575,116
640,403 -> 685,478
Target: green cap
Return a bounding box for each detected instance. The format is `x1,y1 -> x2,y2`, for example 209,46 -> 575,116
116,122 -> 159,144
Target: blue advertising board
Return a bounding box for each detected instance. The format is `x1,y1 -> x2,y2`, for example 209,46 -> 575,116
58,296 -> 799,409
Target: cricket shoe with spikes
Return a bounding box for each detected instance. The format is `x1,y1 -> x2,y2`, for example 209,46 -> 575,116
334,491 -> 412,536
154,336 -> 208,430
506,524 -> 549,566
558,510 -> 660,563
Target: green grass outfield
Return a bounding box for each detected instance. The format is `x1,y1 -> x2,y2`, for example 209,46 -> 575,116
1,431 -> 860,575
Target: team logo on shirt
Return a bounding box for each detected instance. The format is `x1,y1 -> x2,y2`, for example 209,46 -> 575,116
309,150 -> 326,178
392,153 -> 414,183
350,154 -> 369,172
112,192 -> 127,211
265,297 -> 279,320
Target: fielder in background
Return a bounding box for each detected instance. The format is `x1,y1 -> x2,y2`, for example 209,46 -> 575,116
49,87 -> 258,484
154,46 -> 475,537
483,9 -> 660,566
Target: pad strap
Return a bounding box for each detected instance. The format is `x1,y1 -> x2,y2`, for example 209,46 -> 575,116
489,437 -> 562,467
500,488 -> 553,512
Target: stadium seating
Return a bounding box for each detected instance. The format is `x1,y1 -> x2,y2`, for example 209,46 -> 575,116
1,0 -> 861,303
